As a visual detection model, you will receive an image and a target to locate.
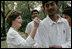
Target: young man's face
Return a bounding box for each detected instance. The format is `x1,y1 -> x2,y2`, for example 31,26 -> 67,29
44,1 -> 58,16
32,12 -> 39,19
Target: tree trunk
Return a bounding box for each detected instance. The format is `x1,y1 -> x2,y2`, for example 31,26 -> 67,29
27,1 -> 32,21
1,1 -> 6,41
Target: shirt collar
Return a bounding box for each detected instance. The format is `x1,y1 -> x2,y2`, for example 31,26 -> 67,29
46,15 -> 63,25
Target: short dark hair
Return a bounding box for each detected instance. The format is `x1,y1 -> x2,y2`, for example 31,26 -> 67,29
62,7 -> 71,17
6,10 -> 21,27
31,10 -> 39,15
42,1 -> 58,7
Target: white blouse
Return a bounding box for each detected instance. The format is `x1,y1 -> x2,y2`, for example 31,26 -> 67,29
7,27 -> 35,48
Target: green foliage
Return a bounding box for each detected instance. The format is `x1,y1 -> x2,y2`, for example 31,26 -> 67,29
1,1 -> 71,32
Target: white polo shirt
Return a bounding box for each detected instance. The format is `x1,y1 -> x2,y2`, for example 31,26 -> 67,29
35,15 -> 71,48
25,21 -> 34,34
7,27 -> 35,48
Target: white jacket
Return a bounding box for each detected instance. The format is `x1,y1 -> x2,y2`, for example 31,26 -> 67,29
7,27 -> 35,48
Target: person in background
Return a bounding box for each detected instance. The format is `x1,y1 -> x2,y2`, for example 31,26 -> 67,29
62,7 -> 71,30
6,10 -> 40,48
25,10 -> 41,37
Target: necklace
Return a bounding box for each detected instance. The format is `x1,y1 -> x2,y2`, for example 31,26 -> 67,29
12,26 -> 18,32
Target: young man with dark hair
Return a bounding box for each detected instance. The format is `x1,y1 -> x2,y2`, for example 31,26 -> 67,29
25,10 -> 41,37
62,7 -> 71,27
34,1 -> 71,48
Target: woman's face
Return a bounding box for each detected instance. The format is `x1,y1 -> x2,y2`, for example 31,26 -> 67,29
12,15 -> 22,29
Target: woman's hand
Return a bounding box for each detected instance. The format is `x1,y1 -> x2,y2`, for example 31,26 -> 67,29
30,17 -> 40,39
33,17 -> 40,29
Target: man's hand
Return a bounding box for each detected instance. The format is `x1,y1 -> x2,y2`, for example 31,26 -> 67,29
49,45 -> 62,48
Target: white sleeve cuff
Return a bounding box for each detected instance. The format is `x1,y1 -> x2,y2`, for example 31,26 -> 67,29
26,35 -> 35,45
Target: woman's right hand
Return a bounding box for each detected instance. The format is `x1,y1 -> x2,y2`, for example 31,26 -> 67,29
30,17 -> 40,39
33,17 -> 40,29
